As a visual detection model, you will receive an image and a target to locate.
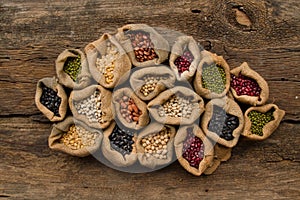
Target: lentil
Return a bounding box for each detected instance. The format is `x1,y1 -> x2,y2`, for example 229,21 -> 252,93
74,90 -> 105,124
63,54 -> 81,81
174,49 -> 194,75
208,105 -> 239,141
202,63 -> 226,94
231,73 -> 261,99
158,94 -> 193,118
248,108 -> 275,136
140,75 -> 169,96
96,41 -> 119,83
182,128 -> 205,169
141,127 -> 171,159
126,30 -> 158,62
60,124 -> 98,150
40,83 -> 61,117
109,125 -> 135,156
118,95 -> 142,123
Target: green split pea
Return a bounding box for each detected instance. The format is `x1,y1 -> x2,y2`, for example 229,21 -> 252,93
201,63 -> 226,94
63,55 -> 81,81
248,109 -> 275,136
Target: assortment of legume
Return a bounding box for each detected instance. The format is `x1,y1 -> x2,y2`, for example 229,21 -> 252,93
36,24 -> 284,176
96,41 -> 119,83
158,94 -> 193,118
208,105 -> 239,141
202,63 -> 226,94
109,125 -> 135,156
60,124 -> 98,150
74,90 -> 104,123
174,49 -> 194,75
126,30 -> 158,62
231,73 -> 261,98
40,83 -> 61,117
248,109 -> 275,136
182,128 -> 205,169
141,127 -> 171,159
63,55 -> 81,81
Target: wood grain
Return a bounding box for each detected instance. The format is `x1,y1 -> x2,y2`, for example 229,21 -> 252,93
0,0 -> 299,199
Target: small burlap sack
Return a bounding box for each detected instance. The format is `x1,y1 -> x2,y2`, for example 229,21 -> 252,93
56,49 -> 91,89
115,24 -> 169,67
230,62 -> 269,106
169,36 -> 201,82
48,116 -> 103,157
112,87 -> 150,130
201,97 -> 244,148
85,33 -> 132,89
69,85 -> 113,130
136,123 -> 176,169
174,124 -> 214,176
193,52 -> 230,99
101,121 -> 137,167
147,86 -> 205,125
35,77 -> 68,122
129,65 -> 176,101
243,104 -> 285,140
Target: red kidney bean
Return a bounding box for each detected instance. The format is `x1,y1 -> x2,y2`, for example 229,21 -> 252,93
174,50 -> 194,75
231,73 -> 261,99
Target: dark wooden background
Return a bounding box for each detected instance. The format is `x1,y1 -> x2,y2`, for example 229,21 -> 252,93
1,0 -> 299,199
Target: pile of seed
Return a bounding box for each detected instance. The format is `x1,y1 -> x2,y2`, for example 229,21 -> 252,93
202,63 -> 226,94
63,55 -> 81,81
182,128 -> 205,169
174,49 -> 194,75
60,125 -> 98,150
141,127 -> 171,159
208,105 -> 239,141
231,73 -> 261,98
126,30 -> 158,62
109,125 -> 135,156
40,83 -> 61,116
119,95 -> 142,123
158,94 -> 193,118
140,75 -> 168,96
96,41 -> 119,83
248,109 -> 275,136
74,90 -> 104,123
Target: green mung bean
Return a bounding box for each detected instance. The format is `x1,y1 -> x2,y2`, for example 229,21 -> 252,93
248,109 -> 275,136
63,55 -> 81,81
201,63 -> 226,94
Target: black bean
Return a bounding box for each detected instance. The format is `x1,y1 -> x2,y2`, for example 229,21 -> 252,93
40,83 -> 61,117
109,125 -> 135,156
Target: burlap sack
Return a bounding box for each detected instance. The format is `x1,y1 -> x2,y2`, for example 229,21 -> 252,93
56,49 -> 91,89
201,97 -> 244,148
174,124 -> 214,176
129,65 -> 176,101
203,143 -> 232,175
193,52 -> 230,99
35,77 -> 68,122
101,121 -> 137,167
169,36 -> 201,82
48,116 -> 103,157
243,104 -> 285,140
136,123 -> 176,169
230,62 -> 269,106
69,85 -> 113,130
115,24 -> 169,67
85,33 -> 132,89
112,87 -> 149,130
147,86 -> 205,125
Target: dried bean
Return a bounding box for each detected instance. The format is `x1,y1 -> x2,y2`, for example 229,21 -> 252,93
63,55 -> 81,81
109,125 -> 134,156
202,63 -> 226,94
231,73 -> 261,99
174,49 -> 194,75
182,128 -> 205,169
248,108 -> 275,136
140,75 -> 169,96
208,105 -> 239,141
40,83 -> 61,117
119,95 -> 142,124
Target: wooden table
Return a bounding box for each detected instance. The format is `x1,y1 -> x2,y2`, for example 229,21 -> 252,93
1,0 -> 299,199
